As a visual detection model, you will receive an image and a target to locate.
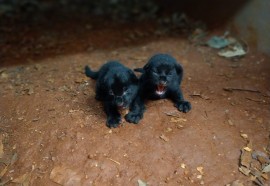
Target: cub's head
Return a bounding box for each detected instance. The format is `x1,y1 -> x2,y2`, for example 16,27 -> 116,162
107,71 -> 138,108
137,54 -> 183,96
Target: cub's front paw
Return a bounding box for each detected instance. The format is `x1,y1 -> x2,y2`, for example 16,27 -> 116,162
106,116 -> 121,128
175,101 -> 192,113
125,112 -> 143,124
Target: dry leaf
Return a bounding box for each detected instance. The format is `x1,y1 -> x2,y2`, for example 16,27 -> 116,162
0,166 -> 8,178
262,164 -> 270,173
253,176 -> 265,186
250,167 -> 262,177
240,149 -> 251,168
239,166 -> 250,176
261,173 -> 269,180
159,134 -> 169,142
12,173 -> 30,186
50,165 -> 82,185
0,137 -> 4,158
138,179 -> 147,186
257,155 -> 270,165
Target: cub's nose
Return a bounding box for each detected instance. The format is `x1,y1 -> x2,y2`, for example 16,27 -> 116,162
159,76 -> 167,83
159,76 -> 167,85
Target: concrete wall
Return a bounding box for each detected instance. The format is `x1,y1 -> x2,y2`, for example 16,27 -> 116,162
233,0 -> 270,55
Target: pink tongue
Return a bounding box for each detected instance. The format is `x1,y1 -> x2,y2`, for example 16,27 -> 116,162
157,84 -> 165,92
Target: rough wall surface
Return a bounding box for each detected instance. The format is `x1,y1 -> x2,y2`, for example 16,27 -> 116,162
234,0 -> 270,55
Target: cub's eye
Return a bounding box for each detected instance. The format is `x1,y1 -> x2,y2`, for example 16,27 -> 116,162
152,70 -> 158,75
109,90 -> 114,95
122,87 -> 128,94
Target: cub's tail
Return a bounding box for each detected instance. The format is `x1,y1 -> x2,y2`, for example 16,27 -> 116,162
134,68 -> 144,73
85,65 -> 99,80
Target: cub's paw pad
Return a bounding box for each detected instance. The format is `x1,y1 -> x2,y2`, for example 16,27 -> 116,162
106,116 -> 121,128
176,101 -> 191,113
125,112 -> 142,124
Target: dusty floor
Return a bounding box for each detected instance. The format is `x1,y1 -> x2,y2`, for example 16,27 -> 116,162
0,17 -> 270,186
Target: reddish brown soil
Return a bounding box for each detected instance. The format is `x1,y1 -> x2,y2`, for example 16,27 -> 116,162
0,17 -> 270,186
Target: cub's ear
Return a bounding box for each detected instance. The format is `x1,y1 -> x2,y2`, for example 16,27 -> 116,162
143,63 -> 150,72
175,63 -> 183,80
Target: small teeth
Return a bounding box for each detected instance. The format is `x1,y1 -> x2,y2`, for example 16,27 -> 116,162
156,90 -> 165,95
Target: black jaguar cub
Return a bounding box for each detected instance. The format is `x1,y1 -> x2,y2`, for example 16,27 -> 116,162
125,54 -> 191,124
85,61 -> 139,128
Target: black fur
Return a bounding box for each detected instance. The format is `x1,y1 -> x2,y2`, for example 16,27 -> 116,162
85,61 -> 139,128
125,54 -> 191,124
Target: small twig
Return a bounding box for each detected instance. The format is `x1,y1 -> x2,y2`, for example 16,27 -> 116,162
223,87 -> 260,93
190,93 -> 201,96
163,112 -> 181,118
262,93 -> 270,98
190,93 -> 210,100
245,97 -> 265,103
204,111 -> 208,118
107,158 -> 120,165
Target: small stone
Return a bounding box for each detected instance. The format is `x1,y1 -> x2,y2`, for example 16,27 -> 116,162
18,117 -> 24,121
32,118 -> 39,122
176,124 -> 184,129
243,147 -> 252,152
240,133 -> 248,139
228,119 -> 234,126
165,127 -> 173,132
181,163 -> 186,169
197,167 -> 204,175
160,134 -> 169,142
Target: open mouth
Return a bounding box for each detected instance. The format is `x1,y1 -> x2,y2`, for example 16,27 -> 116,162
118,105 -> 127,109
117,103 -> 128,109
156,83 -> 166,95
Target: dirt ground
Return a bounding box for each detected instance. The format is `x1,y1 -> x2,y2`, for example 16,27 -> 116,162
0,16 -> 270,186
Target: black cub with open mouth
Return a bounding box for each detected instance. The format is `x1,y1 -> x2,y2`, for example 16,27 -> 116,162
125,54 -> 191,124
